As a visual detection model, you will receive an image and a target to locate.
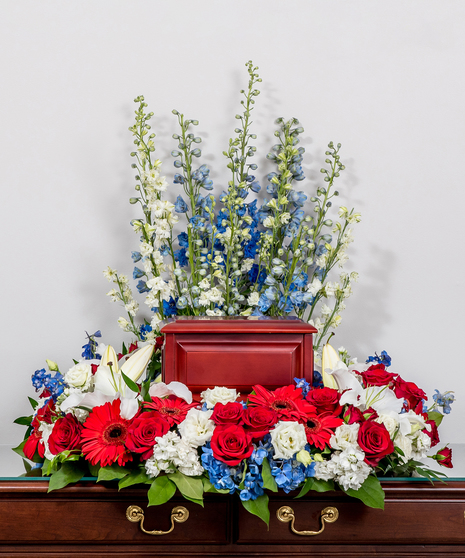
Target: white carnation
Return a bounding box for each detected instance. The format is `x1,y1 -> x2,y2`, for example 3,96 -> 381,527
201,387 -> 238,409
178,408 -> 215,447
152,432 -> 203,476
330,423 -> 360,451
270,421 -> 307,460
64,362 -> 92,391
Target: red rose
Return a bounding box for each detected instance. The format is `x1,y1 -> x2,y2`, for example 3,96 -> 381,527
126,412 -> 170,460
343,405 -> 365,425
211,402 -> 244,426
243,406 -> 278,439
210,424 -> 253,466
155,336 -> 164,350
425,419 -> 440,447
359,364 -> 397,388
23,430 -> 45,460
48,414 -> 82,455
357,420 -> 394,466
393,377 -> 427,409
306,387 -> 342,416
435,447 -> 453,468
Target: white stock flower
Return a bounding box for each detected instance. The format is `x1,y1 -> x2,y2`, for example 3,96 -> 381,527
241,258 -> 254,273
201,386 -> 238,409
152,432 -> 204,476
178,408 -> 215,447
140,242 -> 154,257
117,317 -> 131,331
315,446 -> 371,491
64,362 -> 92,391
270,420 -> 307,460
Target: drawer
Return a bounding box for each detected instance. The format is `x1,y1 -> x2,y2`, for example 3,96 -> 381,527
236,494 -> 465,545
0,485 -> 230,545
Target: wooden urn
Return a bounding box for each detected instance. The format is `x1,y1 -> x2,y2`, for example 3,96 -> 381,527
161,316 -> 317,399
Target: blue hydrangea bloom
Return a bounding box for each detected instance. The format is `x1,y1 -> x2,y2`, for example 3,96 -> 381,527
201,445 -> 237,494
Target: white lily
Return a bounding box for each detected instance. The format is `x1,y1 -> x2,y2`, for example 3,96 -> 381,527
94,344 -> 154,397
321,343 -> 340,389
149,381 -> 193,404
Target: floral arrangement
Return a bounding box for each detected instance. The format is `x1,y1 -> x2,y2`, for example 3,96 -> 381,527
14,333 -> 453,525
13,61 -> 455,525
103,61 -> 360,354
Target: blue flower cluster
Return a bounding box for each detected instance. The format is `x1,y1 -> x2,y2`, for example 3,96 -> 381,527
433,390 -> 455,414
366,350 -> 392,367
201,444 -> 238,494
81,330 -> 102,360
31,368 -> 65,402
270,457 -> 315,493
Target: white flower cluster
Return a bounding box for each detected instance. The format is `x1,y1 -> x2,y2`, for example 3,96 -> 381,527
314,423 -> 371,491
145,431 -> 204,478
270,420 -> 307,460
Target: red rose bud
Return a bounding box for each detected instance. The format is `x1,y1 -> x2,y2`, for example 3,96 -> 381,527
211,402 -> 244,426
210,424 -> 253,466
48,414 -> 82,455
360,364 -> 397,388
357,420 -> 394,466
155,336 -> 164,350
306,387 -> 342,416
435,447 -> 453,468
243,406 -> 278,439
343,405 -> 365,424
91,364 -> 99,375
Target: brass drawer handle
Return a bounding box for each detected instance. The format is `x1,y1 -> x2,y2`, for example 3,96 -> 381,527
126,505 -> 189,535
277,505 -> 339,536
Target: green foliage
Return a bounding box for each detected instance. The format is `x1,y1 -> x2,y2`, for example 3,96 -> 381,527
97,464 -> 130,482
428,410 -> 444,427
167,471 -> 204,502
148,476 -> 176,506
48,462 -> 87,492
343,475 -> 385,509
261,458 -> 278,492
296,477 -> 335,498
118,468 -> 151,490
241,493 -> 270,527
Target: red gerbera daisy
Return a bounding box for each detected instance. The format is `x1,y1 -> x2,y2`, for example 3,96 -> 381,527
248,384 -> 316,422
143,395 -> 197,426
304,413 -> 343,450
81,399 -> 133,467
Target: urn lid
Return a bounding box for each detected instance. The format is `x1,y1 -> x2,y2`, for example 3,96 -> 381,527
160,315 -> 317,334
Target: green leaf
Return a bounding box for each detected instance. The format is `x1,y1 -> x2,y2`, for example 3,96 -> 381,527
14,415 -> 33,426
296,477 -> 335,498
118,469 -> 150,490
238,461 -> 248,490
167,471 -> 204,501
88,463 -> 100,477
11,440 -> 27,460
121,371 -> 140,394
48,462 -> 86,492
140,378 -> 152,402
261,458 -> 278,492
344,475 -> 385,509
148,476 -> 176,506
22,459 -> 32,473
182,495 -> 204,507
428,410 -> 444,427
28,397 -> 38,410
241,493 -> 270,527
202,477 -> 230,494
97,464 -> 130,482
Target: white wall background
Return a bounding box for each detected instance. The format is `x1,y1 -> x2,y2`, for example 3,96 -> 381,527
1,0 -> 464,471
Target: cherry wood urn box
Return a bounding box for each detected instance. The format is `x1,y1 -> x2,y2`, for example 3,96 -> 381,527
161,316 -> 317,398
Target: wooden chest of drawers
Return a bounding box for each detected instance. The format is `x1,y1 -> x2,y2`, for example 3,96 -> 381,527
0,479 -> 464,557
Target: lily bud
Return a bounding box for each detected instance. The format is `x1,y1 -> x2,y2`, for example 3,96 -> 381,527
120,344 -> 154,382
321,343 -> 339,390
